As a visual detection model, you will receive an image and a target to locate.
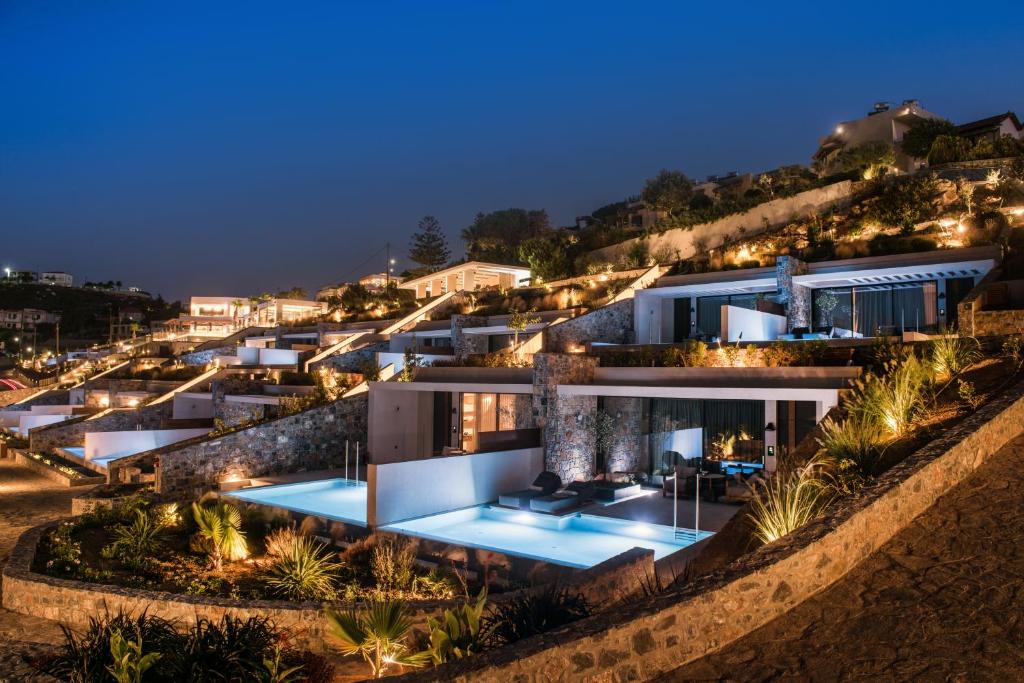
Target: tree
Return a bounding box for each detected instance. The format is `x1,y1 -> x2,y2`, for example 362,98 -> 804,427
900,118 -> 957,158
190,502 -> 248,570
517,235 -> 569,282
836,142 -> 896,179
928,135 -> 972,165
641,169 -> 695,222
508,307 -> 542,360
408,216 -> 450,272
461,209 -> 552,262
276,287 -> 306,300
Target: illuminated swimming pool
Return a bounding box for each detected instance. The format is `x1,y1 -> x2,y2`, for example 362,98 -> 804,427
225,478 -> 367,526
61,446 -> 123,470
381,506 -> 712,568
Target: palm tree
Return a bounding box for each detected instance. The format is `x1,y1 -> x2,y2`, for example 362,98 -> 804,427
231,299 -> 246,328
326,600 -> 429,678
191,501 -> 248,570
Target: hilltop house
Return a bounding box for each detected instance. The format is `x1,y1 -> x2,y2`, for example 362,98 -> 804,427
814,100 -> 942,175
957,112 -> 1023,146
398,262 -> 531,299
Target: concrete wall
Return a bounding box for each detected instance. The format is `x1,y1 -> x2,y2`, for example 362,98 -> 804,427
589,181 -> 854,264
367,389 -> 434,463
544,299 -> 633,353
721,305 -> 788,343
392,380 -> 1024,683
19,414 -> 72,434
110,394 -> 368,500
84,428 -> 210,463
368,446 -> 543,526
172,393 -> 214,420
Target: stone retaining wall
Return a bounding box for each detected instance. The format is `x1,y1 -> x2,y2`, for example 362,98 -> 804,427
392,380 -> 1024,682
2,522 -> 655,655
544,299 -> 633,353
178,346 -> 234,366
110,395 -> 369,500
0,388 -> 70,409
29,402 -> 174,452
0,387 -> 46,408
314,341 -> 389,372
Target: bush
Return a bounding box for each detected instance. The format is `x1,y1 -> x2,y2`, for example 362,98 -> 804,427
427,590 -> 490,663
326,600 -> 429,679
851,356 -> 928,437
484,584 -> 592,647
102,508 -> 169,569
371,537 -> 417,596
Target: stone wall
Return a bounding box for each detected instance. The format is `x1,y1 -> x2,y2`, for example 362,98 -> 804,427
971,309 -> 1024,336
110,395 -> 369,500
2,525 -> 655,655
29,402 -> 174,452
178,346 -> 234,366
589,180 -> 854,264
451,314 -> 488,359
532,354 -> 598,482
315,341 -> 389,372
601,396 -> 643,475
0,388 -> 71,409
0,387 -> 46,408
392,380 -> 1024,682
776,255 -> 810,329
544,299 -> 633,353
215,400 -> 267,428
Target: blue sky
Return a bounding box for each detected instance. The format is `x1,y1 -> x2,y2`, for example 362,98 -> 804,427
2,1 -> 1022,300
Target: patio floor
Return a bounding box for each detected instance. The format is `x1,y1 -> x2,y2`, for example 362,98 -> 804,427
586,487 -> 739,533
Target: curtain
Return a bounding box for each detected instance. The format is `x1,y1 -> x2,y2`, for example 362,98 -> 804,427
891,283 -> 936,331
703,400 -> 765,451
855,287 -> 893,335
697,296 -> 727,338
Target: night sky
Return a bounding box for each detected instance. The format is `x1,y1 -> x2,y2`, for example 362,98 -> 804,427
2,1 -> 1022,302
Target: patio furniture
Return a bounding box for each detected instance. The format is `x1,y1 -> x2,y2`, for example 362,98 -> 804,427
592,480 -> 642,502
530,481 -> 596,513
698,473 -> 727,501
662,465 -> 698,498
498,471 -> 562,509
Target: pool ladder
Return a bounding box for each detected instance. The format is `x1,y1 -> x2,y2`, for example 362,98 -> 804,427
674,529 -> 704,544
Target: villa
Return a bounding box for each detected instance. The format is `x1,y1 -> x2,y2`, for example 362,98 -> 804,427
398,261 -> 531,299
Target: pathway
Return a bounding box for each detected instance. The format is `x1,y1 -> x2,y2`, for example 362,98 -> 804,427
0,457 -> 80,681
662,432 -> 1024,682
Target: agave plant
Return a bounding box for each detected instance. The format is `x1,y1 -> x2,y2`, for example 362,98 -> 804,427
426,589 -> 489,663
326,600 -> 429,679
107,508 -> 168,562
191,501 -> 248,570
930,330 -> 981,379
264,533 -> 343,602
748,460 -> 834,545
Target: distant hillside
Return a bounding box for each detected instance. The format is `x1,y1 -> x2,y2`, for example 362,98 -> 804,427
0,284 -> 181,346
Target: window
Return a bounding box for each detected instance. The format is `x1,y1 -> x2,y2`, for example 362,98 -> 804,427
696,293 -> 772,339
812,282 -> 938,336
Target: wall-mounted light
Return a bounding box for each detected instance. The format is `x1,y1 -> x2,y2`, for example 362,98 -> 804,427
765,422 -> 776,432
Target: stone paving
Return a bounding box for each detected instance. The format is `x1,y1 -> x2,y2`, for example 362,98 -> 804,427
662,431 -> 1024,682
0,457 -> 80,682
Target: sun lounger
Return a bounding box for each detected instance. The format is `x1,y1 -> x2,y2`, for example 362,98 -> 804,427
529,481 -> 595,513
498,471 -> 562,509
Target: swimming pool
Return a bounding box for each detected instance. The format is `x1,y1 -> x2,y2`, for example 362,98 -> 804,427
225,478 -> 367,526
381,505 -> 712,568
61,446 -> 122,470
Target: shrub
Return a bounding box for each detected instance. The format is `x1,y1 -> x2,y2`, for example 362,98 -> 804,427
371,537 -> 417,596
426,589 -> 490,663
930,331 -> 981,379
326,600 -> 429,679
851,356 -> 928,437
103,508 -> 168,568
816,414 -> 887,477
484,584 -> 592,647
191,501 -> 249,570
762,341 -> 796,368
166,616 -> 283,681
748,459 -> 834,545
43,611 -> 178,683
264,534 -> 343,602
107,629 -> 162,683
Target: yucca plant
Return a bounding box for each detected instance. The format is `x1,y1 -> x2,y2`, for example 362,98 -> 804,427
106,508 -> 167,562
748,460 -> 833,545
191,501 -> 248,570
326,600 -> 429,679
930,330 -> 981,379
851,356 -> 928,437
816,414 -> 887,477
265,534 -> 343,602
426,589 -> 489,663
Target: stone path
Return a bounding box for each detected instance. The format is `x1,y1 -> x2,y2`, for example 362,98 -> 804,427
662,431 -> 1024,682
0,457 -> 80,681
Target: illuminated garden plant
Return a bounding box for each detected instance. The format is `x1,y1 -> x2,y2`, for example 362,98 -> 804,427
748,458 -> 834,545
851,356 -> 928,437
930,330 -> 981,379
326,600 -> 429,679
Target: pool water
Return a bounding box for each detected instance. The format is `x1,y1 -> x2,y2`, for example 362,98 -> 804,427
61,446 -> 121,470
381,506 -> 712,568
225,478 -> 367,526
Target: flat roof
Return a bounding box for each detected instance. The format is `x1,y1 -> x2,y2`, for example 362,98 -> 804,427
398,261 -> 531,289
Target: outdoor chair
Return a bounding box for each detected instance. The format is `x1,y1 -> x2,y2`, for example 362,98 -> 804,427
498,471 -> 562,509
662,464 -> 698,498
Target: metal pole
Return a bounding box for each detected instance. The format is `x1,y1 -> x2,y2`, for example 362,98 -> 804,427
673,471 -> 678,533
345,441 -> 349,482
695,472 -> 701,533
355,442 -> 360,483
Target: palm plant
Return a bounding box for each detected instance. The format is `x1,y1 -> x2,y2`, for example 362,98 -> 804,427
264,533 -> 343,602
748,459 -> 834,545
426,589 -> 490,663
107,508 -> 167,562
191,501 -> 248,570
326,600 -> 429,679
930,330 -> 981,379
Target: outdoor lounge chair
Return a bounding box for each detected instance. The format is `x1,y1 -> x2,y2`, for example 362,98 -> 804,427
529,481 -> 596,513
498,471 -> 562,509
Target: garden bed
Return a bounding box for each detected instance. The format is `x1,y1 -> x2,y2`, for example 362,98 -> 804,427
12,448 -> 104,487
